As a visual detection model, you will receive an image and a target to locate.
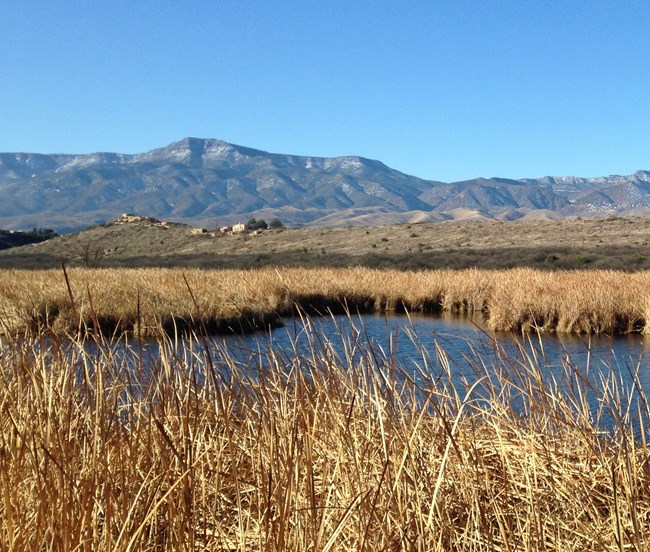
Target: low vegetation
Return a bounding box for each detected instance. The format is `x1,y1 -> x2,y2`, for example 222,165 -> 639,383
1,216 -> 650,270
1,312 -> 649,550
2,266 -> 650,337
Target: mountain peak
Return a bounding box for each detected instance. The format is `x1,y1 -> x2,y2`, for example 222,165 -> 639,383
140,137 -> 226,165
174,137 -> 229,150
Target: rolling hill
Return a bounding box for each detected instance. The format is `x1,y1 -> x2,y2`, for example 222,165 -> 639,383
1,213 -> 649,272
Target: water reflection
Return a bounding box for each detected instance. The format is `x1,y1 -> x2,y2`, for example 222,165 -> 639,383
119,311 -> 650,397
219,312 -> 650,383
13,312 -> 647,432
212,312 -> 650,432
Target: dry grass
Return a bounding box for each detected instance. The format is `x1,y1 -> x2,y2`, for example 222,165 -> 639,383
1,314 -> 649,550
1,267 -> 650,337
2,215 -> 650,271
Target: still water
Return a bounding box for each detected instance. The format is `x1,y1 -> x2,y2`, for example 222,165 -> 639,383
202,312 -> 650,431
81,311 -> 650,432
213,311 -> 650,386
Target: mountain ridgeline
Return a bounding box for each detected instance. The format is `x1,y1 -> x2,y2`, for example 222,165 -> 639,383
1,137 -> 649,233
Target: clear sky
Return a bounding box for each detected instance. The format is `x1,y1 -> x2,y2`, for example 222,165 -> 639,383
1,1 -> 649,182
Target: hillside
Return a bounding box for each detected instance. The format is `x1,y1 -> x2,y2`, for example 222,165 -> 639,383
1,214 -> 648,271
1,138 -> 650,233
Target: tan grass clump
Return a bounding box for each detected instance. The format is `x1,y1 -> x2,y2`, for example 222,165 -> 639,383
486,268 -> 648,334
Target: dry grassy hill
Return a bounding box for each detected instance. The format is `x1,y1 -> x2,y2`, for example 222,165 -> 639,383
1,215 -> 649,270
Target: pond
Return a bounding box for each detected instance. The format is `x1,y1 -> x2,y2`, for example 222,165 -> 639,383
205,311 -> 650,432
215,311 -> 650,382
28,311 -> 650,433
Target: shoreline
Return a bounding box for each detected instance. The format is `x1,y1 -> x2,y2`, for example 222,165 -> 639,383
1,266 -> 648,337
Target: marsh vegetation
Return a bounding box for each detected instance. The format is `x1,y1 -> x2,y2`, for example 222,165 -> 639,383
2,312 -> 650,550
2,267 -> 650,337
3,266 -> 650,549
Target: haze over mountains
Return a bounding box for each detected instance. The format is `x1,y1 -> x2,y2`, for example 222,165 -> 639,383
1,137 -> 649,233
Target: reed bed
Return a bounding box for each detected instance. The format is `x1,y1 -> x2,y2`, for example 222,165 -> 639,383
1,315 -> 649,550
1,267 -> 650,336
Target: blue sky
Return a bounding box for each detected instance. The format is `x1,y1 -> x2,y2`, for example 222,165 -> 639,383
1,1 -> 648,182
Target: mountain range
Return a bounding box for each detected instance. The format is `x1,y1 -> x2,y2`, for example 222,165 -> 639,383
1,137 -> 649,233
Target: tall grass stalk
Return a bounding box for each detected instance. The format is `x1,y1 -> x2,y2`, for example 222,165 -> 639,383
1,311 -> 649,550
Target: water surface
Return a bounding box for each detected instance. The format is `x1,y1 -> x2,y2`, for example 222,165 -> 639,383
207,312 -> 650,431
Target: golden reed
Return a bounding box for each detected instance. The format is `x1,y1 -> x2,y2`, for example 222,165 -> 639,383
1,312 -> 649,549
1,267 -> 649,336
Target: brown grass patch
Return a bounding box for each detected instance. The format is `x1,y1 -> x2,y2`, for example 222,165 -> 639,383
1,267 -> 650,337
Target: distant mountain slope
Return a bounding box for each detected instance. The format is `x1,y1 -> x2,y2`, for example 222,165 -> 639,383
0,137 -> 648,232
